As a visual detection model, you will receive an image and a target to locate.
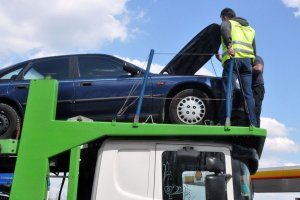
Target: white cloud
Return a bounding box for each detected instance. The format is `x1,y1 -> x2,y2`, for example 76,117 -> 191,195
258,117 -> 299,168
260,117 -> 299,155
259,157 -> 286,168
282,0 -> 300,17
255,118 -> 300,200
195,67 -> 215,76
0,0 -> 131,64
265,137 -> 298,153
116,56 -> 216,76
259,155 -> 300,168
116,56 -> 164,73
261,117 -> 293,137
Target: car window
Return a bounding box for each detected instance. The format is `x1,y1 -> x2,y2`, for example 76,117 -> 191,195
0,68 -> 22,80
0,63 -> 27,80
24,57 -> 69,80
78,56 -> 128,78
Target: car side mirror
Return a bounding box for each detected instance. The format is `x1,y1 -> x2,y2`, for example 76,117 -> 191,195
10,75 -> 18,80
123,63 -> 139,75
206,156 -> 225,174
205,175 -> 227,200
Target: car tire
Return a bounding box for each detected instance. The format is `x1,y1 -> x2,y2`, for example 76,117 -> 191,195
169,89 -> 214,125
0,103 -> 21,139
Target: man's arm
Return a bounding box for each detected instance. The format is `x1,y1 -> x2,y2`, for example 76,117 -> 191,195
252,38 -> 257,56
220,21 -> 232,48
253,63 -> 263,74
253,56 -> 264,74
221,21 -> 235,56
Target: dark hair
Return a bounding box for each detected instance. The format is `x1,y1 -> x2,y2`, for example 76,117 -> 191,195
220,8 -> 236,18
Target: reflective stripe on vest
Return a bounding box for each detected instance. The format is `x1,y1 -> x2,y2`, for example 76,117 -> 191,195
221,20 -> 255,64
222,48 -> 254,57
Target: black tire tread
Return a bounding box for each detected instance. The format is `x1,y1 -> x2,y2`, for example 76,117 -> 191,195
0,103 -> 21,139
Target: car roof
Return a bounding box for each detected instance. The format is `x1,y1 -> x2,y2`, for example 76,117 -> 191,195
0,54 -> 145,80
0,53 -> 141,73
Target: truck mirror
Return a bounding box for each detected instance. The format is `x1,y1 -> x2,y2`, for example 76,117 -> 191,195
206,156 -> 225,174
205,175 -> 227,200
232,145 -> 259,175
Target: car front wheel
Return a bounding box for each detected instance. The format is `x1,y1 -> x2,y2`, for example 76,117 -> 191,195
0,103 -> 21,139
169,89 -> 214,125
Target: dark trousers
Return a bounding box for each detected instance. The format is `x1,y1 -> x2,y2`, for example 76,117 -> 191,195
252,84 -> 265,128
219,58 -> 257,127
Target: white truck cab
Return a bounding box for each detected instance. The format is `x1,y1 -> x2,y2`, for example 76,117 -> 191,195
89,139 -> 254,200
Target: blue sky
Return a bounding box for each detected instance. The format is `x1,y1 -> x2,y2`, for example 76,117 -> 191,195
0,0 -> 300,199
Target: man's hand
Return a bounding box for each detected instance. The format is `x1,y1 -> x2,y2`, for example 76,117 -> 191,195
253,63 -> 263,74
215,53 -> 222,62
228,47 -> 235,57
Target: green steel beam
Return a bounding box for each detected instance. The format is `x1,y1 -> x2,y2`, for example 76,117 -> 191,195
9,79 -> 266,200
68,146 -> 81,200
0,139 -> 18,154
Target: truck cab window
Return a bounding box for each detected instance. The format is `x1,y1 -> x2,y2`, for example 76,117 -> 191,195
232,159 -> 253,200
162,151 -> 225,200
240,162 -> 252,200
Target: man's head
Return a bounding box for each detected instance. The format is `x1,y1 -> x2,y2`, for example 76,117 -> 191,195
220,8 -> 236,21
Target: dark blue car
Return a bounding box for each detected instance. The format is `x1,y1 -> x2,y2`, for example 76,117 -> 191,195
0,24 -> 229,139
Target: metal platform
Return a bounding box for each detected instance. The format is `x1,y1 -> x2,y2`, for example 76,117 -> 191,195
2,79 -> 266,200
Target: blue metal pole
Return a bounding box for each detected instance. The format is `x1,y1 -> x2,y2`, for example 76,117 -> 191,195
134,49 -> 155,124
225,58 -> 234,126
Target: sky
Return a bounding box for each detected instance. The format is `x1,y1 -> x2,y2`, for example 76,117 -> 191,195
0,0 -> 300,199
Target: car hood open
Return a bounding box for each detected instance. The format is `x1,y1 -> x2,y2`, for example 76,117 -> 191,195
160,23 -> 221,75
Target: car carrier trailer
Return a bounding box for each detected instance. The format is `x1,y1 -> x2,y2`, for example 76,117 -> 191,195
0,78 -> 266,200
0,49 -> 266,200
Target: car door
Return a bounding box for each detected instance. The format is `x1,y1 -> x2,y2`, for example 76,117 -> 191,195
73,55 -> 153,122
7,56 -> 75,119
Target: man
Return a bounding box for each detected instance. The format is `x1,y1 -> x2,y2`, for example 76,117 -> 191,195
219,8 -> 257,127
252,56 -> 265,127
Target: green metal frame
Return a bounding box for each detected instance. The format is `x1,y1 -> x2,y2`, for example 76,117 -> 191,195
8,79 -> 266,200
0,139 -> 18,154
68,146 -> 81,200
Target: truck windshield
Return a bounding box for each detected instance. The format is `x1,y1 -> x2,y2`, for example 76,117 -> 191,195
240,162 -> 252,200
232,159 -> 253,200
161,151 -> 225,200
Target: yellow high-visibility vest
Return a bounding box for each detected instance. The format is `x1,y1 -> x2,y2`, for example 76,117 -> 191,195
221,20 -> 255,64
